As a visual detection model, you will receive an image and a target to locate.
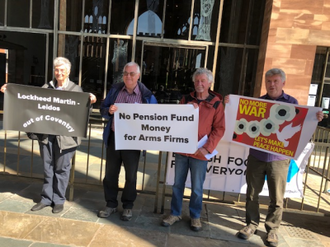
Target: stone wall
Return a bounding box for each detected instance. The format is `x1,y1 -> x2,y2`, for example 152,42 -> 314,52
256,0 -> 330,105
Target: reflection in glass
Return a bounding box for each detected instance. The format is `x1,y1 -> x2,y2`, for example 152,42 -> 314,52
65,36 -> 80,79
220,0 -> 264,45
164,1 -> 192,40
136,43 -> 205,103
0,31 -> 46,86
214,47 -> 243,97
35,0 -> 53,29
112,40 -> 128,84
133,0 -> 163,37
249,1 -> 266,45
311,47 -> 327,84
81,36 -> 106,108
0,0 -> 4,26
213,46 -> 257,97
66,0 -> 83,31
326,53 -> 330,79
129,11 -> 162,36
84,0 -> 108,34
195,0 -> 215,41
7,0 -> 29,27
243,49 -> 258,96
111,0 -> 135,35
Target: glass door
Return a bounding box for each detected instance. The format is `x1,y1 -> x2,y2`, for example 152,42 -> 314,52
139,43 -> 207,104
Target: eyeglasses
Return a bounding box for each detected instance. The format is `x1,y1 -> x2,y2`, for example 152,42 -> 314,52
123,71 -> 137,77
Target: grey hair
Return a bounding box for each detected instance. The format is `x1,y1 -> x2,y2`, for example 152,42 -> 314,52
192,68 -> 214,84
265,68 -> 286,82
123,62 -> 141,74
53,57 -> 71,71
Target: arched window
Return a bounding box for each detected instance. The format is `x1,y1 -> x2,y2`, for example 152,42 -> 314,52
127,10 -> 162,37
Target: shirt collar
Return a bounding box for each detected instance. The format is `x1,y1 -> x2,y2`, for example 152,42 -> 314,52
121,84 -> 140,95
264,90 -> 287,101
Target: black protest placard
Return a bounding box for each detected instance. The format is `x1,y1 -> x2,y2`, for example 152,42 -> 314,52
3,84 -> 90,137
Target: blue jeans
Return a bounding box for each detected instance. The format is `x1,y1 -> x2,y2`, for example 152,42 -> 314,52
170,154 -> 208,219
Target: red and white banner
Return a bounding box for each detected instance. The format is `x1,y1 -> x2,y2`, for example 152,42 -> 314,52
223,95 -> 321,159
165,94 -> 320,198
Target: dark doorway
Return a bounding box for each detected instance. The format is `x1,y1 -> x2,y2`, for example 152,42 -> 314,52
140,44 -> 206,103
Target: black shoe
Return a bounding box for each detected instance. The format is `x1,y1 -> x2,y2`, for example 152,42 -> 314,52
31,202 -> 48,211
52,204 -> 64,214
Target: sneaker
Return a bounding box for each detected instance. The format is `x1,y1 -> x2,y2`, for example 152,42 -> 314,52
98,207 -> 117,218
121,209 -> 133,221
237,225 -> 257,240
161,215 -> 182,227
266,232 -> 278,247
31,202 -> 48,211
190,218 -> 202,231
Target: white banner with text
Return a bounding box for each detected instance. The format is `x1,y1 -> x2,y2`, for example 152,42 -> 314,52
114,103 -> 199,153
166,141 -> 314,198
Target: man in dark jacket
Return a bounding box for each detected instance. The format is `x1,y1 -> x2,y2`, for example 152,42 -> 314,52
98,62 -> 157,221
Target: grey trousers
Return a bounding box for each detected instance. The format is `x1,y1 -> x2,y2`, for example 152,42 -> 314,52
39,135 -> 76,205
245,154 -> 290,233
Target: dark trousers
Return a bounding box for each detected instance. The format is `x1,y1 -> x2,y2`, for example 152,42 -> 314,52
245,155 -> 290,233
103,131 -> 141,209
39,135 -> 76,205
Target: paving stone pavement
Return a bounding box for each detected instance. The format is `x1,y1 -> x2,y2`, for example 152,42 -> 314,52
0,175 -> 329,247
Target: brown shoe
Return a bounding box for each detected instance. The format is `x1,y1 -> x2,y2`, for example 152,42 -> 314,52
161,215 -> 181,227
190,218 -> 202,231
237,225 -> 257,240
266,232 -> 278,247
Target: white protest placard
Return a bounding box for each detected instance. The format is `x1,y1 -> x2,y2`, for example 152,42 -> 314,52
166,141 -> 314,198
114,103 -> 199,153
